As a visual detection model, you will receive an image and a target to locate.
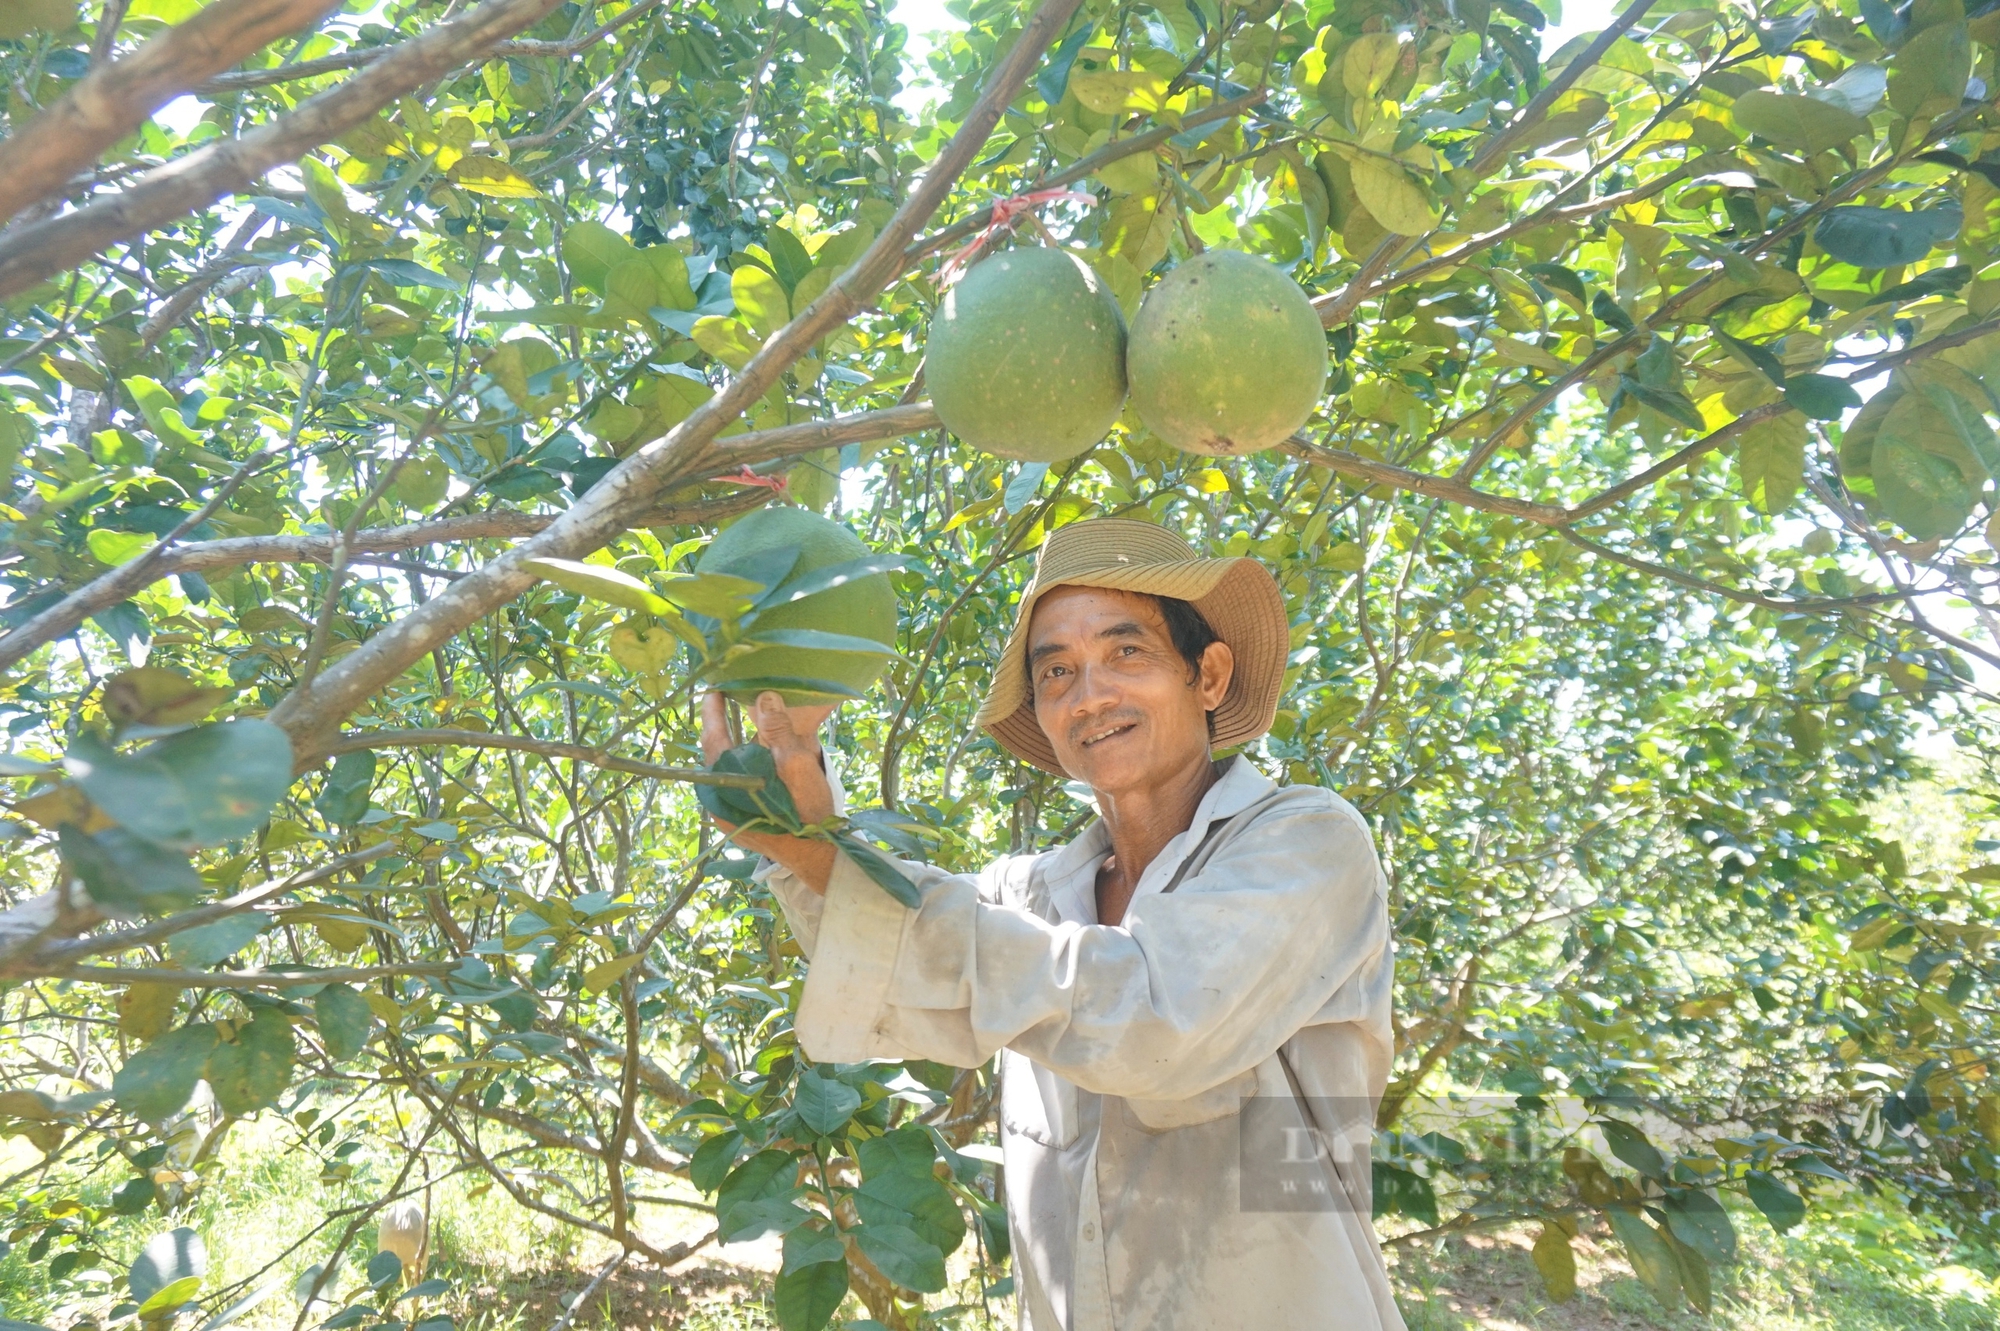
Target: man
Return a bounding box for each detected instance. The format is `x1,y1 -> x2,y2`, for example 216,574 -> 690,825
700,517 -> 1403,1331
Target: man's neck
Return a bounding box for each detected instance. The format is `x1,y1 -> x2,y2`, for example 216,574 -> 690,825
1095,753 -> 1226,899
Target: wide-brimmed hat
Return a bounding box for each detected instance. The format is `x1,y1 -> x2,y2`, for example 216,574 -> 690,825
975,517 -> 1289,775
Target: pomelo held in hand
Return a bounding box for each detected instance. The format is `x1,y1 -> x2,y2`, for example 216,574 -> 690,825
696,504 -> 899,703
926,247 -> 1128,462
1127,250 -> 1328,455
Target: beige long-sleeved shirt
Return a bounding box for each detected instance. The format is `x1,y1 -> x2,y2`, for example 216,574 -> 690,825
759,755 -> 1405,1331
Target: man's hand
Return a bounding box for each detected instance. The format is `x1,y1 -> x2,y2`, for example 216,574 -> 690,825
700,690 -> 839,894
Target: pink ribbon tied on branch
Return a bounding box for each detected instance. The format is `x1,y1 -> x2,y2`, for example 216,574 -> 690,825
938,188 -> 1096,286
728,465 -> 789,493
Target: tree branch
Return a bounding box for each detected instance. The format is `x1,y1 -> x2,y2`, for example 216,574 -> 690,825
54,962 -> 457,986
1281,435 -> 1573,524
1312,0 -> 1663,328
0,0 -> 343,227
0,0 -> 569,300
263,0 -> 1089,763
904,88 -> 1269,265
193,0 -> 669,94
323,728 -> 765,788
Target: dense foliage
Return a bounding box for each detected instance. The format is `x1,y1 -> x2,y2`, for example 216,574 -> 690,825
0,0 -> 1998,1326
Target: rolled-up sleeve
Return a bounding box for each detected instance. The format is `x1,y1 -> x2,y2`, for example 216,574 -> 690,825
794,797 -> 1388,1103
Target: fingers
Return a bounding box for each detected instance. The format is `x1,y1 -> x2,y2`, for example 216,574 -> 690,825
751,691 -> 801,750
699,690 -> 731,765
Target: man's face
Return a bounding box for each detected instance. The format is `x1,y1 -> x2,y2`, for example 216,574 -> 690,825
1026,586 -> 1234,794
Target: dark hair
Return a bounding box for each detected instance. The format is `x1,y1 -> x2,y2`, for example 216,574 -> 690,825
1024,593 -> 1222,733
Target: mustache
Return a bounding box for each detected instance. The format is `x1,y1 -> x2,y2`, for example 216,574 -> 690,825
1070,711 -> 1145,746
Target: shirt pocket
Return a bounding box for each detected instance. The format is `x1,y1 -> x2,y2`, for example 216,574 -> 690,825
1121,1066 -> 1258,1133
999,1048 -> 1080,1148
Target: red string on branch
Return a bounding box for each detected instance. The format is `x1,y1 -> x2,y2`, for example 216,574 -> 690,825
729,465 -> 789,493
938,188 -> 1096,286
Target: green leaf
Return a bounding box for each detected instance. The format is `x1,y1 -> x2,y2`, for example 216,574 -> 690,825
1916,380 -> 2000,479
835,834 -> 924,908
745,629 -> 895,655
136,1275 -> 202,1316
795,1071 -> 863,1136
657,569 -> 769,620
1372,1161 -> 1440,1226
1887,20 -> 1970,118
690,1130 -> 745,1193
1607,1207 -> 1681,1309
856,1126 -> 938,1181
563,220 -> 633,295
1663,1228 -> 1713,1314
316,750 -> 377,826
1865,264 -> 1973,306
780,1223 -> 846,1276
1662,1187 -> 1737,1263
113,1025 -> 220,1121
772,1247 -> 848,1331
601,257 -> 659,322
1783,373 -> 1862,420
1598,1119 -> 1667,1178
1619,375 -> 1707,431
692,316 -> 763,370
88,529 -> 153,566
204,1009 -> 296,1116
721,1197 -> 812,1243
850,1223 -> 947,1293
60,825 -> 204,913
1716,331 -> 1786,386
521,557 -> 674,616
1815,206 -> 1963,268
1730,91 -> 1871,153
1738,413 -> 1806,514
393,455 -> 450,508
853,1171 -> 967,1256
717,1148 -> 800,1219
1746,1169 -> 1806,1232
732,265 -> 790,341
367,259 -> 458,291
67,720 -> 294,850
128,1227 -> 206,1304
1873,395 -> 1981,538
167,911 -> 271,967
315,985 -> 375,1063
767,553 -> 913,608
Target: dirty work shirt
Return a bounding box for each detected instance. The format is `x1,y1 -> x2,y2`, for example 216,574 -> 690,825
758,755 -> 1404,1331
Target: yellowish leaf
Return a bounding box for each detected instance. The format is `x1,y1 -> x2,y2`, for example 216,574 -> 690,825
583,951 -> 643,994
1069,68 -> 1171,114
1348,156 -> 1437,236
451,155 -> 541,198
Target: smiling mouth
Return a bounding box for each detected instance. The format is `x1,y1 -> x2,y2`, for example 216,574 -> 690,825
1077,722 -> 1137,748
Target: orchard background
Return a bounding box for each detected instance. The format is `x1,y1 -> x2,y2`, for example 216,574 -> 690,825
0,0 -> 1998,1326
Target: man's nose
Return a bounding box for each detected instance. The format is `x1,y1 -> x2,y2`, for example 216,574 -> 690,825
1066,659 -> 1122,716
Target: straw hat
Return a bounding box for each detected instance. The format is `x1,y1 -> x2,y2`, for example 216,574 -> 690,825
975,517 -> 1289,775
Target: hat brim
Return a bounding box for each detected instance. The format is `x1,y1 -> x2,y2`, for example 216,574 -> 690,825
975,557 -> 1289,776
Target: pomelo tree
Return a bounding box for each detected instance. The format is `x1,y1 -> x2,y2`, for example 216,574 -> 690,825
0,0 -> 1997,1325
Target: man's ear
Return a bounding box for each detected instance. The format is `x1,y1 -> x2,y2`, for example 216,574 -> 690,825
1197,640 -> 1234,711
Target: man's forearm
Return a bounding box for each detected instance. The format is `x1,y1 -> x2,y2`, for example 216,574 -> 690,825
735,828 -> 836,894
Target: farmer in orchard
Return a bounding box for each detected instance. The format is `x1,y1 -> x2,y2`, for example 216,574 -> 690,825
702,516 -> 1401,1331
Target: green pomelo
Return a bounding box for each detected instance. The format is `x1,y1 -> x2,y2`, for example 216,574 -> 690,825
696,505 -> 899,704
925,247 -> 1128,462
1127,250 -> 1328,456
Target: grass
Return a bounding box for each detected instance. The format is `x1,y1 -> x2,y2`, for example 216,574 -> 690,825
3,1126 -> 1995,1331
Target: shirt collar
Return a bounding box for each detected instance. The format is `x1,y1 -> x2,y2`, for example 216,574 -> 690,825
1042,756 -> 1277,925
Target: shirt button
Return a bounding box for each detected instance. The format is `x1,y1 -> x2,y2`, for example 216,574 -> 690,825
1082,1223 -> 1096,1241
